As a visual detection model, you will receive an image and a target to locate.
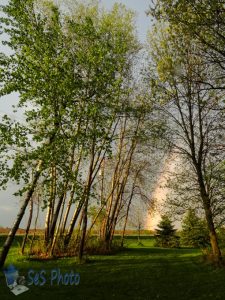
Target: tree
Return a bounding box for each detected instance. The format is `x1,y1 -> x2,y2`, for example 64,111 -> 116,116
181,209 -> 210,248
0,0 -> 141,265
148,22 -> 225,262
154,215 -> 179,248
0,0 -> 80,267
150,0 -> 225,68
58,1 -> 140,261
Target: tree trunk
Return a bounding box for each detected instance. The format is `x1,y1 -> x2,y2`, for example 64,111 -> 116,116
61,146 -> 83,235
44,167 -> 56,244
29,193 -> 40,255
61,187 -> 75,235
120,185 -> 134,247
78,138 -> 96,262
138,224 -> 141,244
64,199 -> 84,247
49,182 -> 68,243
75,209 -> 84,247
44,204 -> 51,244
49,188 -> 67,256
0,160 -> 42,268
85,205 -> 104,242
21,199 -> 33,254
197,169 -> 222,262
104,139 -> 136,249
204,202 -> 221,261
78,200 -> 88,262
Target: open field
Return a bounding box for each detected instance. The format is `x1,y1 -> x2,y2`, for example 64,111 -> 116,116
1,236 -> 225,299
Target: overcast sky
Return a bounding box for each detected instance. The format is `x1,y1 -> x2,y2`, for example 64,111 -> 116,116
0,0 -> 150,228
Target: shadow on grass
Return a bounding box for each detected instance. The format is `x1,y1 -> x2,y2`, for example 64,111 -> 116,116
1,238 -> 225,300
120,246 -> 201,256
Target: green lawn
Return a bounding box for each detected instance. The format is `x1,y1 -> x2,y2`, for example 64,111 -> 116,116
1,236 -> 225,299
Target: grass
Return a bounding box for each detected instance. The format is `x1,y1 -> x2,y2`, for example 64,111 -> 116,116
1,236 -> 225,299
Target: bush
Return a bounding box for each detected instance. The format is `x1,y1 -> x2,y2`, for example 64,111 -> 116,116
216,227 -> 225,247
85,237 -> 122,255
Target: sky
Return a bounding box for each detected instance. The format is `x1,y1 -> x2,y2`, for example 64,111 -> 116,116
102,0 -> 150,43
0,0 -> 151,228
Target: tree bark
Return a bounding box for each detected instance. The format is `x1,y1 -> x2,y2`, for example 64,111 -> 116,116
78,138 -> 96,261
21,198 -> 33,254
120,184 -> 135,247
61,187 -> 75,235
201,185 -> 221,261
29,193 -> 40,255
44,167 -> 56,244
64,199 -> 84,247
78,200 -> 88,262
48,183 -> 68,243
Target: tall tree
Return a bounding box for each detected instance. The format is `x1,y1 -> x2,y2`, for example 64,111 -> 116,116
148,23 -> 225,262
0,0 -> 140,265
0,0 -> 80,267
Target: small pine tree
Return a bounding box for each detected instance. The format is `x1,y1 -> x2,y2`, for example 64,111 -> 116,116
154,215 -> 180,248
181,209 -> 210,248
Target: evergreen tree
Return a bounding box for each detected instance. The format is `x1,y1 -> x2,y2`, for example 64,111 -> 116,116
181,209 -> 210,248
155,215 -> 179,248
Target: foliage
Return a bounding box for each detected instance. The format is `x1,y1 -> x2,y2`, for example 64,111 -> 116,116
0,0 -> 139,190
0,0 -> 161,266
150,0 -> 225,68
154,215 -> 180,248
180,209 -> 210,248
148,11 -> 225,260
